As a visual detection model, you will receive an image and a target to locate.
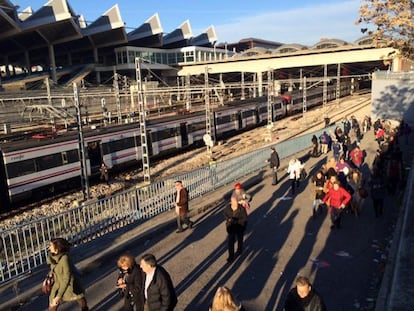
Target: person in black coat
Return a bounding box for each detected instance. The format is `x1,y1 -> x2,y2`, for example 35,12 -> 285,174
140,254 -> 177,311
284,276 -> 326,311
223,196 -> 248,263
268,147 -> 280,185
116,254 -> 145,311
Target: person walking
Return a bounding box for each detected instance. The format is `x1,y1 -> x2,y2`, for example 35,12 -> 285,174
268,147 -> 280,185
116,254 -> 145,311
311,171 -> 326,218
319,131 -> 330,154
311,135 -> 319,157
46,238 -> 89,311
347,170 -> 365,217
331,139 -> 342,162
210,286 -> 244,311
287,158 -> 303,195
174,180 -> 193,233
284,276 -> 326,311
140,254 -> 177,311
322,181 -> 351,229
100,162 -> 109,185
223,196 -> 248,263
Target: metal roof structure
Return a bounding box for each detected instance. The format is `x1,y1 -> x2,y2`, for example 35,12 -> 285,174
0,0 -> 217,88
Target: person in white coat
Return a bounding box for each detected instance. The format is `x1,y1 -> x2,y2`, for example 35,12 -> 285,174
287,158 -> 303,195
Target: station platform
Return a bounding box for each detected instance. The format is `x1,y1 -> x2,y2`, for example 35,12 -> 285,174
0,128 -> 413,310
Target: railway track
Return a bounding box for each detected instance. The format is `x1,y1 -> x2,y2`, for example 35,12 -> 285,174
0,93 -> 371,228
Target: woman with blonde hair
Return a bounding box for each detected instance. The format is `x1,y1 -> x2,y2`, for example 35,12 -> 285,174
210,286 -> 244,311
116,254 -> 145,311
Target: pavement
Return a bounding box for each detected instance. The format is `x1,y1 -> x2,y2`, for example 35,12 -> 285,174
1,97 -> 413,310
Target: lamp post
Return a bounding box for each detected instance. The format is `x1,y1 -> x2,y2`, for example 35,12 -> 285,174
73,82 -> 90,200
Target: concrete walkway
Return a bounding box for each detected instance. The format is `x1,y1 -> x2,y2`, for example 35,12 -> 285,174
1,125 -> 413,310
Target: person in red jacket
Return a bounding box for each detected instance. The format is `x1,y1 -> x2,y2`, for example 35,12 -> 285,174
322,181 -> 351,229
349,145 -> 364,170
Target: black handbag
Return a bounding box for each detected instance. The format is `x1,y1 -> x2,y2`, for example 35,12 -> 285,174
41,274 -> 55,295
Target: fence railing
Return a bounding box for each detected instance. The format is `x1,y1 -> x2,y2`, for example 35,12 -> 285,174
0,125 -> 337,284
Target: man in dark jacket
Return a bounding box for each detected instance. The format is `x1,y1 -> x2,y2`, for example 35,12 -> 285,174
224,196 -> 248,262
268,147 -> 280,185
284,276 -> 326,311
140,254 -> 177,311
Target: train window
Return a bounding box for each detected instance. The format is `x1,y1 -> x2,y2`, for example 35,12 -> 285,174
152,127 -> 176,142
67,149 -> 79,163
7,159 -> 36,178
242,111 -> 254,117
259,106 -> 267,113
62,152 -> 68,164
108,137 -> 135,153
216,115 -> 231,124
274,103 -> 282,110
36,154 -> 62,171
231,113 -> 238,121
188,121 -> 206,133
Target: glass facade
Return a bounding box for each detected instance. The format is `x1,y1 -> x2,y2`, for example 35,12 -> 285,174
115,46 -> 228,66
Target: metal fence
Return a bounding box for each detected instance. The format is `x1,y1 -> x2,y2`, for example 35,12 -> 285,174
0,125 -> 337,284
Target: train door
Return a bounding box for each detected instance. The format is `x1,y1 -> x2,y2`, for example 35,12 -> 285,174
0,152 -> 10,209
146,129 -> 153,156
180,122 -> 189,147
87,141 -> 102,175
254,106 -> 260,124
237,111 -> 242,130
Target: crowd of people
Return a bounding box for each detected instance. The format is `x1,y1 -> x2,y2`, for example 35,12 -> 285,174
43,115 -> 409,310
306,116 -> 406,227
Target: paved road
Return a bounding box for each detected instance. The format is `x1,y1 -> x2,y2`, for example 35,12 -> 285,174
13,129 -> 403,311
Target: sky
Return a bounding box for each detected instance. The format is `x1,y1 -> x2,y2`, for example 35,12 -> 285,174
12,0 -> 365,46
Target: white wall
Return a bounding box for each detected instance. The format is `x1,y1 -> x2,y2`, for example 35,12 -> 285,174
371,71 -> 414,124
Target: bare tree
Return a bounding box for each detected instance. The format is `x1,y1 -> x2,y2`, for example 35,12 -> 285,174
356,0 -> 414,59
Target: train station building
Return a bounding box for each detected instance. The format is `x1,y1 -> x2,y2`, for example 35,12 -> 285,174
1,0 -> 413,93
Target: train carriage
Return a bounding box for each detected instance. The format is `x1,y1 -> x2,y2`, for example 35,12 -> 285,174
0,81 -> 354,209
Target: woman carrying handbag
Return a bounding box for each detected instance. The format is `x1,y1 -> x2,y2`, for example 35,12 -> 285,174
46,238 -> 89,311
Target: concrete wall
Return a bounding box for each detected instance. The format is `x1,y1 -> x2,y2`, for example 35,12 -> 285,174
371,71 -> 414,124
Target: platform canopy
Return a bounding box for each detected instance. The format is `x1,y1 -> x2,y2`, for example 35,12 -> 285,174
0,0 -> 83,56
127,13 -> 163,47
163,20 -> 192,48
81,4 -> 127,48
191,25 -> 217,47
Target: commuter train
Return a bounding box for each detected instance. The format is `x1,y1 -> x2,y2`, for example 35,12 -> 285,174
0,82 -> 352,209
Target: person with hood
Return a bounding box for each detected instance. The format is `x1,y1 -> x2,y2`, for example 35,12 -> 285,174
284,276 -> 326,311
